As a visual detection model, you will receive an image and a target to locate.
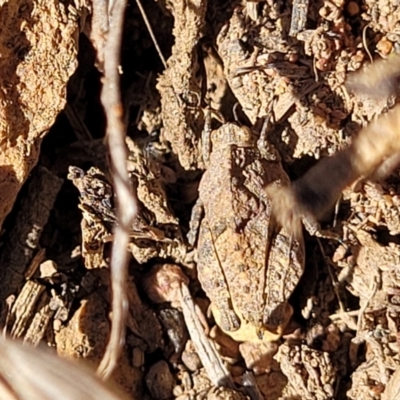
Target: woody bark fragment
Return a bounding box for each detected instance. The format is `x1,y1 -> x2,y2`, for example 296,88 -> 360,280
0,166 -> 62,311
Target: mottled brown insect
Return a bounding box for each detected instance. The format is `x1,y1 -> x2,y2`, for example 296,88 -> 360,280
189,123 -> 305,342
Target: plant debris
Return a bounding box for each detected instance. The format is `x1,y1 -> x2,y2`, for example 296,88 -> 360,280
2,1 -> 400,399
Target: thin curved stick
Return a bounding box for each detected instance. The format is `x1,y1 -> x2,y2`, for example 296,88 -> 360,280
362,25 -> 373,64
94,0 -> 139,379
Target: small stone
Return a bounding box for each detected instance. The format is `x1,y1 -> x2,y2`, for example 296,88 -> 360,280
376,37 -> 393,56
132,347 -> 144,368
40,260 -> 58,279
347,2 -> 359,16
209,326 -> 240,360
181,341 -> 202,371
159,308 -> 188,358
239,341 -> 279,375
145,360 -> 175,400
315,58 -> 329,71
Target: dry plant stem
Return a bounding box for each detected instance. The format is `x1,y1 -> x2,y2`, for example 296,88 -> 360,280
8,281 -> 45,339
98,227 -> 131,379
362,25 -> 373,64
179,284 -> 235,389
355,277 -> 378,340
91,0 -> 109,67
134,0 -> 167,68
95,0 -> 139,379
316,238 -> 345,314
242,372 -> 263,400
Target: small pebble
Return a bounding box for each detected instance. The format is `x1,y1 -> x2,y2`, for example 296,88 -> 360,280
181,341 -> 202,372
132,347 -> 144,368
347,1 -> 359,16
376,37 -> 393,56
145,360 -> 175,400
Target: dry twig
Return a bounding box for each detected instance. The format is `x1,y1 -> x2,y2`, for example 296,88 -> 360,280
92,0 -> 139,379
179,283 -> 234,388
134,0 -> 167,68
180,283 -> 234,388
90,0 -> 109,68
362,25 -> 373,64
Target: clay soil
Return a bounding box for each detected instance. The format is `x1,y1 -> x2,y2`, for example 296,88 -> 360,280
2,1 -> 400,399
